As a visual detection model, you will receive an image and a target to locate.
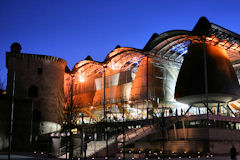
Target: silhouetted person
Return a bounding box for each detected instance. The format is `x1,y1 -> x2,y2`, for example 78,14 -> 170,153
169,108 -> 173,116
231,145 -> 237,160
161,112 -> 164,117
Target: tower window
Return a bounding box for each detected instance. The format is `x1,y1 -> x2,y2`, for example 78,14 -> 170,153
37,68 -> 43,75
28,85 -> 38,98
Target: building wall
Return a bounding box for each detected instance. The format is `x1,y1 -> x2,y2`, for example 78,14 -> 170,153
69,56 -> 181,121
0,94 -> 33,151
0,95 -> 10,151
6,52 -> 67,135
12,99 -> 33,151
134,127 -> 240,155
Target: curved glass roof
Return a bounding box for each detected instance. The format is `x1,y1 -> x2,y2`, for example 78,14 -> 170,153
70,17 -> 240,83
64,17 -> 240,120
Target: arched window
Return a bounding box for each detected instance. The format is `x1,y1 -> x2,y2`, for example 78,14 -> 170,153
28,85 -> 38,98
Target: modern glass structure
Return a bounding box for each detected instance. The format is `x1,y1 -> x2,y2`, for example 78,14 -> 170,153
65,47 -> 183,123
4,17 -> 240,158
64,17 -> 240,125
58,18 -> 240,158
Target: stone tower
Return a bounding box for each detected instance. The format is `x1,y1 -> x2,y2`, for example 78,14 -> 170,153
6,43 -> 67,136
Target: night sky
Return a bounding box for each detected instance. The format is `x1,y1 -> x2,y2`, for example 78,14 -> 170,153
1,0 -> 240,88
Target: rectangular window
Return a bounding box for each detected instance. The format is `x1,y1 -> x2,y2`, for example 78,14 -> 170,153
95,77 -> 102,90
38,68 -> 43,75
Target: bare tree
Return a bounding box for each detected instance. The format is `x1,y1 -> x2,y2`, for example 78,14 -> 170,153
0,68 -> 5,91
0,80 -> 3,90
63,73 -> 78,160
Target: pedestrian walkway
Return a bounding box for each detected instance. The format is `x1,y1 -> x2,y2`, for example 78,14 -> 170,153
0,154 -> 239,159
0,154 -> 33,159
0,154 -> 60,160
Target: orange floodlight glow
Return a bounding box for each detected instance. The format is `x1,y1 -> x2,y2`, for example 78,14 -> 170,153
76,71 -> 86,82
205,36 -> 240,55
206,37 -> 213,41
79,77 -> 85,82
109,63 -> 121,70
111,64 -> 117,70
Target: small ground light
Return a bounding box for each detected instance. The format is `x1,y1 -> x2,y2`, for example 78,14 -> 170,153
92,158 -> 94,159
158,157 -> 160,159
184,151 -> 187,154
206,155 -> 209,158
149,151 -> 151,153
160,151 -> 163,154
132,157 -> 134,159
189,156 -> 191,158
172,151 -> 174,154
118,157 -> 121,159
105,157 -> 108,159
198,152 -> 200,154
34,151 -> 36,154
146,157 -> 148,160
198,156 -> 200,158
129,151 -> 131,153
179,156 -> 181,158
210,154 -> 213,157
139,151 -> 141,153
154,152 -> 157,155
168,157 -> 171,159
41,152 -> 43,154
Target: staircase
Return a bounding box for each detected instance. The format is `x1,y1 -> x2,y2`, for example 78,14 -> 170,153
59,116 -> 185,158
85,125 -> 156,158
117,125 -> 156,147
86,140 -> 112,157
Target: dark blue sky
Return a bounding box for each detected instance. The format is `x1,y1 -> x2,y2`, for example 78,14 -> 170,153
1,0 -> 240,87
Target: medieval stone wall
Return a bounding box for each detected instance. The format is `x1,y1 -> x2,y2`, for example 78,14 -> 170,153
6,50 -> 67,134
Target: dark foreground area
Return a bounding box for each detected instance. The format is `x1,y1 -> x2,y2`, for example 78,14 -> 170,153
0,154 -> 239,160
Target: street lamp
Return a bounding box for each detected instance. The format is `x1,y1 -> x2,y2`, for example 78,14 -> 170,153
80,112 -> 85,160
8,71 -> 16,160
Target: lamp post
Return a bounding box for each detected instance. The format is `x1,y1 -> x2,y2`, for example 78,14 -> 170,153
122,106 -> 125,160
94,133 -> 97,157
66,74 -> 75,160
80,113 -> 84,160
146,55 -> 149,119
103,65 -> 109,158
203,38 -> 210,155
8,71 -> 16,160
103,65 -> 106,120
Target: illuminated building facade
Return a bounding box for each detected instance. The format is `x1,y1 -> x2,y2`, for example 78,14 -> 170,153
3,17 -> 240,157
65,17 -> 240,125
61,17 -> 240,157
3,43 -> 66,151
65,47 -> 181,123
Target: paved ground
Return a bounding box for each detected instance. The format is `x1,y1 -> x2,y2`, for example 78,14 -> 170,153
0,154 -> 60,160
0,154 -> 239,159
